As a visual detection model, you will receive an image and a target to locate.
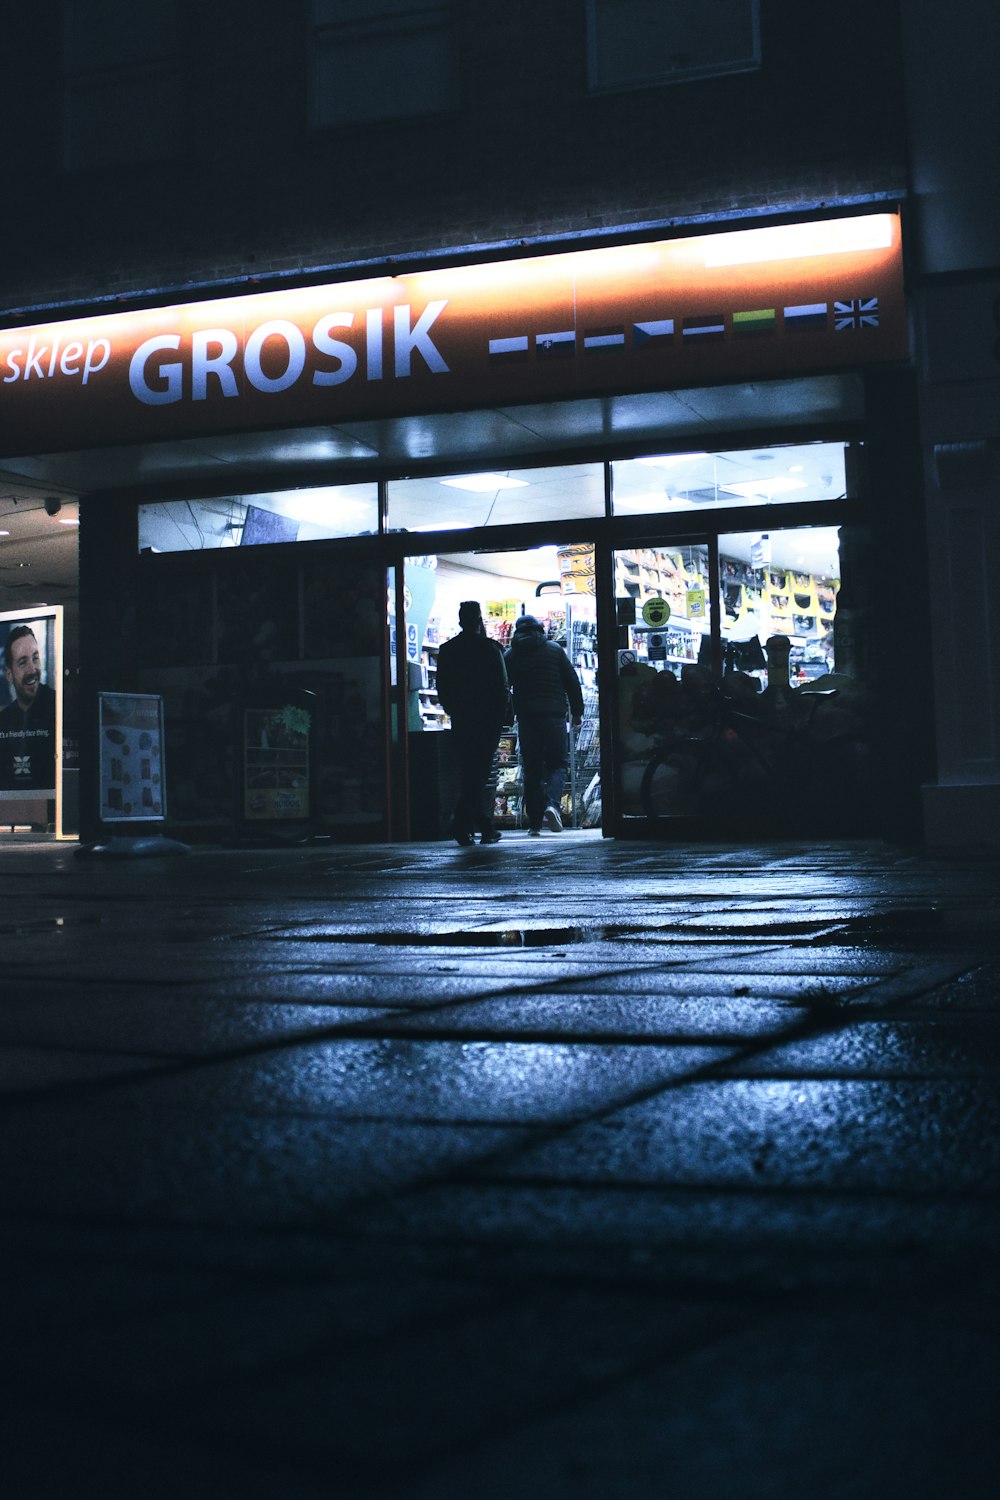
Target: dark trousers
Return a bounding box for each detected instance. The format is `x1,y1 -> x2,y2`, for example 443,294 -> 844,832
450,721 -> 501,836
516,713 -> 568,829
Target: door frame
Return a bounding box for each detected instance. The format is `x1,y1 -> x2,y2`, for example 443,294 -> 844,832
383,484 -> 866,841
392,528 -> 608,838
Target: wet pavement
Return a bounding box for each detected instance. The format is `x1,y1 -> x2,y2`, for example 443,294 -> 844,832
1,831 -> 999,1498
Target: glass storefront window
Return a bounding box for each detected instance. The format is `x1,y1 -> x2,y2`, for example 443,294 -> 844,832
615,539 -> 713,819
138,483 -> 378,553
616,522 -> 866,828
612,441 -> 847,517
615,540 -> 713,680
387,463 -> 605,534
718,525 -> 841,685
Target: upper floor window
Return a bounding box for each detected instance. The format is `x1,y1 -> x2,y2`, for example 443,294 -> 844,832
310,1 -> 458,129
62,0 -> 182,170
586,0 -> 761,93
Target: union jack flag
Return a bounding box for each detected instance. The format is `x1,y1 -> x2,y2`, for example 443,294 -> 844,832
834,297 -> 879,330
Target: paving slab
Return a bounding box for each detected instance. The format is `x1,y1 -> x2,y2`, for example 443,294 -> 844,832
0,835 -> 998,1498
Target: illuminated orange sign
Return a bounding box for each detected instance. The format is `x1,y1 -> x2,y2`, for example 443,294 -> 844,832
0,213 -> 907,459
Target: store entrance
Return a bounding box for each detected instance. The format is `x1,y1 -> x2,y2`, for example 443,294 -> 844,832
613,524 -> 877,834
401,542 -> 601,839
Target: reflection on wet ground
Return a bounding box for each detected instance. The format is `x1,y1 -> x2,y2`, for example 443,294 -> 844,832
1,837 -> 999,1496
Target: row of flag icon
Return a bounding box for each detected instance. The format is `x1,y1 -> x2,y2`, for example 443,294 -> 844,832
488,298 -> 880,360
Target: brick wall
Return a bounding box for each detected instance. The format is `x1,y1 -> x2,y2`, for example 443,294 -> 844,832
2,0 -> 908,315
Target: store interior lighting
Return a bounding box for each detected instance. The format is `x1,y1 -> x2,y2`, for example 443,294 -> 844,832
274,488 -> 374,526
440,473 -> 530,492
636,453 -> 707,469
721,477 -> 809,498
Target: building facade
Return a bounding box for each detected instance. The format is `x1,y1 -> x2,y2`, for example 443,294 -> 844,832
0,1 -> 995,848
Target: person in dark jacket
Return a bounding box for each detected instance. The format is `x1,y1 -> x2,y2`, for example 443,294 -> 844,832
435,600 -> 510,846
504,614 -> 584,834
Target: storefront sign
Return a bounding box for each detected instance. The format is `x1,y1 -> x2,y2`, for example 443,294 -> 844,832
0,213 -> 908,459
98,692 -> 165,822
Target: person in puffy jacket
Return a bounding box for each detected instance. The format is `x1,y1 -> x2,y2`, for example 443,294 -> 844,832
436,600 -> 510,845
504,614 -> 584,834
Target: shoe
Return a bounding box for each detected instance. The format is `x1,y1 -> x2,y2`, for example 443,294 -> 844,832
543,805 -> 564,832
479,829 -> 502,845
454,832 -> 475,847
528,826 -> 542,837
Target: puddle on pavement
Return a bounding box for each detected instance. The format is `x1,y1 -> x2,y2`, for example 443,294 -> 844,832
311,925 -> 603,948
260,906 -> 960,950
272,918 -> 848,948
2,913 -> 111,934
3,907 -> 957,949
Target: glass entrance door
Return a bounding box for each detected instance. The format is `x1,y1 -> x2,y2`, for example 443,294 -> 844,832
398,543 -> 602,838
612,538 -> 714,822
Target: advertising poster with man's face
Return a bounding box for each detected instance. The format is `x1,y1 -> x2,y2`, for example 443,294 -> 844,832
0,610 -> 60,798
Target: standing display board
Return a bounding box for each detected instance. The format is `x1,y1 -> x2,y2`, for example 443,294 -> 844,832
98,692 -> 166,823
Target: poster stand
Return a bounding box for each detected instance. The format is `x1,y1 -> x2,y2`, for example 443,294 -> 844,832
77,690 -> 189,858
0,606 -> 65,837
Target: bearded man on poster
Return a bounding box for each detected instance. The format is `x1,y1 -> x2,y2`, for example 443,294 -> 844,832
0,624 -> 57,792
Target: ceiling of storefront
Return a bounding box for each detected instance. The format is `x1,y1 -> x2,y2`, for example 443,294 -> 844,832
0,374 -> 862,608
0,489 -> 79,609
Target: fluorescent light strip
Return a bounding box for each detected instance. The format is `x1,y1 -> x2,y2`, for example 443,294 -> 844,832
704,213 -> 894,268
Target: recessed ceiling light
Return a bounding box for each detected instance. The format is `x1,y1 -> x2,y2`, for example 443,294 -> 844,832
636,452 -> 706,469
282,493 -> 371,525
619,493 -> 673,510
721,478 -> 808,497
440,473 -> 529,492
409,521 -> 468,532
58,518 -> 80,526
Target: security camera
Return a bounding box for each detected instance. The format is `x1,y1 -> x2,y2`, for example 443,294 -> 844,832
44,497 -> 62,516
